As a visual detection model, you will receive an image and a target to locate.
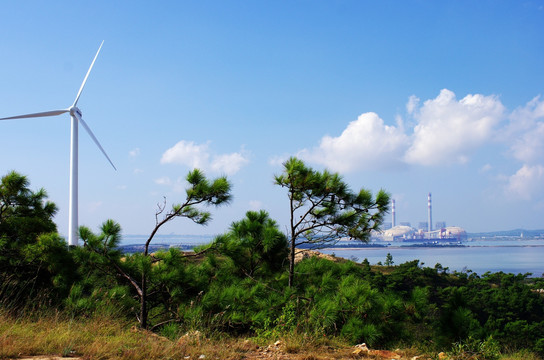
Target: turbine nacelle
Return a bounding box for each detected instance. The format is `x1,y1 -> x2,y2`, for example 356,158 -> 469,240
69,106 -> 82,118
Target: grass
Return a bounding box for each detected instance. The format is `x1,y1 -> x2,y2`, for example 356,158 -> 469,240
1,312 -> 188,360
0,312 -> 354,360
1,312 -> 542,360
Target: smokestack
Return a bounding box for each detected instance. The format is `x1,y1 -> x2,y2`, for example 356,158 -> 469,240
428,192 -> 432,233
392,199 -> 396,227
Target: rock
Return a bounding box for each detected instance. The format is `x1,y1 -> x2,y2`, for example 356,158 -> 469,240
294,250 -> 337,263
355,343 -> 369,351
352,343 -> 370,356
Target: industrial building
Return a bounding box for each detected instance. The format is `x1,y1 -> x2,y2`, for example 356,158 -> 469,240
379,193 -> 467,242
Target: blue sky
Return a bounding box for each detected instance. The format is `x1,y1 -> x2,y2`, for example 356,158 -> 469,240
1,1 -> 543,237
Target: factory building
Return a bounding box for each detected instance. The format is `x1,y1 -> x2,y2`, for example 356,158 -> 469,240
380,194 -> 467,242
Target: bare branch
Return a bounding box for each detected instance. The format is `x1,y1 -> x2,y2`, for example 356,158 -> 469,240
155,197 -> 167,226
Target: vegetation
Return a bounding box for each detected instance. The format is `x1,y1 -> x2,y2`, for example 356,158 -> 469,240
78,169 -> 232,329
1,167 -> 543,359
274,157 -> 390,287
0,171 -> 75,312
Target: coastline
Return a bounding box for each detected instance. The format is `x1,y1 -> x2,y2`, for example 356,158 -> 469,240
325,244 -> 544,251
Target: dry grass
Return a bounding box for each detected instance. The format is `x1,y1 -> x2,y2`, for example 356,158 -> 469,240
0,313 -> 356,360
498,351 -> 542,360
1,313 -> 180,359
0,312 -> 247,360
1,313 -> 541,360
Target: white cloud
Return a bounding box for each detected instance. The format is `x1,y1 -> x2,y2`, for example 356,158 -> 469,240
404,89 -> 505,166
210,151 -> 250,176
295,89 -> 508,172
495,97 -> 544,201
268,154 -> 290,167
506,96 -> 544,165
298,112 -> 410,172
160,140 -> 250,175
129,148 -> 140,158
406,95 -> 419,115
508,96 -> 544,130
511,122 -> 544,164
289,88 -> 544,208
506,164 -> 544,200
154,176 -> 171,186
161,141 -> 211,169
154,176 -> 187,193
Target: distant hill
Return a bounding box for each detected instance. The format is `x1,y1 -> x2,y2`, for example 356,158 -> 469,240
467,229 -> 544,238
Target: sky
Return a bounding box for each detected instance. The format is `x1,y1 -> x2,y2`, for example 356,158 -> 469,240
1,1 -> 543,238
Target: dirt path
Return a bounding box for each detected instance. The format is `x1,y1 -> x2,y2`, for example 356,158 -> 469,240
12,357 -> 81,360
10,342 -> 429,360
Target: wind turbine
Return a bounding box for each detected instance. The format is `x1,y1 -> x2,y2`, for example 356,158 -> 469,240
0,41 -> 116,247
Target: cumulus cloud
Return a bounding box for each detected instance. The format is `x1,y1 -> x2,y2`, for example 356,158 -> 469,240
288,89 -> 544,206
508,96 -> 544,130
210,152 -> 250,175
161,141 -> 211,169
297,89 -> 509,172
404,89 -> 505,166
161,140 -> 250,175
298,112 -> 410,172
506,96 -> 544,165
506,164 -> 544,200
511,122 -> 544,164
499,96 -> 544,200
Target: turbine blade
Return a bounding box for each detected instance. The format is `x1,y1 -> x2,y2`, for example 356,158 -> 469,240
0,109 -> 68,120
72,40 -> 104,107
76,114 -> 117,171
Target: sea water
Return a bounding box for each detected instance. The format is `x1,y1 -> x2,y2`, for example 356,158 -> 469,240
321,244 -> 544,277
121,235 -> 544,277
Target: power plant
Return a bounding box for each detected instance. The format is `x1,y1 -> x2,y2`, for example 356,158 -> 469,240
380,193 -> 467,242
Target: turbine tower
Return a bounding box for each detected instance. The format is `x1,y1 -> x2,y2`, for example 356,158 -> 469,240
391,199 -> 396,227
0,41 -> 115,246
428,192 -> 432,233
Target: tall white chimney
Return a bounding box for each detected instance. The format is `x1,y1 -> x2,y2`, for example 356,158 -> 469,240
392,199 -> 396,227
428,192 -> 432,233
